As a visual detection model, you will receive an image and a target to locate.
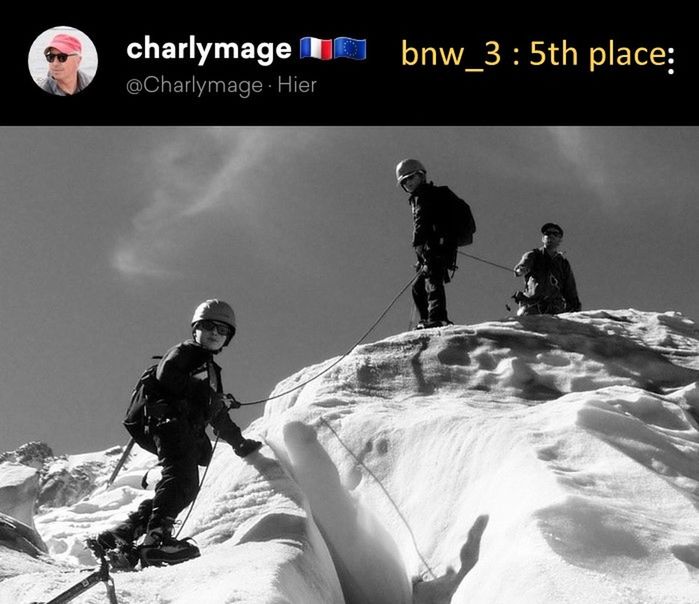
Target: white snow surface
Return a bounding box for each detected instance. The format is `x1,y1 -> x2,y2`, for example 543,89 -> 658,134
2,309 -> 699,603
0,463 -> 39,528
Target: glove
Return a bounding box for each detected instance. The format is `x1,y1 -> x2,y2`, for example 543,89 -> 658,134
226,394 -> 242,409
214,393 -> 241,409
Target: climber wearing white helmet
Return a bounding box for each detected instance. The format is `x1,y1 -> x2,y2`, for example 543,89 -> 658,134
397,158 -> 461,329
95,299 -> 261,566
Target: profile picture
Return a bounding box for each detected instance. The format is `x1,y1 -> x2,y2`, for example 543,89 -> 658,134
28,26 -> 98,96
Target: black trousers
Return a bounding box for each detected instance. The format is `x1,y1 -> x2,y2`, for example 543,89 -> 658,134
412,257 -> 450,323
113,417 -> 240,540
148,418 -> 212,531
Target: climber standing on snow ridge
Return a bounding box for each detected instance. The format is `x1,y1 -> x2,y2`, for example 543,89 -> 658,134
95,299 -> 262,566
512,223 -> 582,316
397,158 -> 460,329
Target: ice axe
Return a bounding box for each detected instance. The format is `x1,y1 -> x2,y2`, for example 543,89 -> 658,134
106,437 -> 135,488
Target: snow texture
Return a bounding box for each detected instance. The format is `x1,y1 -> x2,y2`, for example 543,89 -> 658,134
1,309 -> 699,603
0,463 -> 40,528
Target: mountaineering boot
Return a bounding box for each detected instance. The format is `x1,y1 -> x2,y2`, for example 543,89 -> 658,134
85,536 -> 140,571
95,519 -> 143,551
416,319 -> 452,329
233,438 -> 262,458
94,529 -> 128,551
422,319 -> 453,329
97,498 -> 151,548
139,519 -> 200,567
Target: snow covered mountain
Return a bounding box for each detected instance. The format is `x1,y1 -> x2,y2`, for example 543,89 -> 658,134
1,309 -> 699,604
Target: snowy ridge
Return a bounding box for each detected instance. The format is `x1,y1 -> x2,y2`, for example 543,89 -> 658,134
1,309 -> 699,603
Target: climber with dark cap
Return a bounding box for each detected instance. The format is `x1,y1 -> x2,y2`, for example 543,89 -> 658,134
94,299 -> 261,566
512,223 -> 581,316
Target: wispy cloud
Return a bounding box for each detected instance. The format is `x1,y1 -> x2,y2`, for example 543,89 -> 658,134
113,128 -> 315,278
546,127 -> 613,203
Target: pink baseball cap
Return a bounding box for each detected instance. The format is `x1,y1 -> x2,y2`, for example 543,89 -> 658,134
45,33 -> 82,55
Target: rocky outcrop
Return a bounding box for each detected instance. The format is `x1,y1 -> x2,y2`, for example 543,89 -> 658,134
0,442 -> 54,470
37,459 -> 107,508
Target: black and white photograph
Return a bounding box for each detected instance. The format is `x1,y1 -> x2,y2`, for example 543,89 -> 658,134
2,18 -> 699,604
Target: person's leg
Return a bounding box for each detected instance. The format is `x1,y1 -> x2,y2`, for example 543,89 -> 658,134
425,261 -> 449,324
147,419 -> 200,540
96,498 -> 152,549
412,272 -> 429,324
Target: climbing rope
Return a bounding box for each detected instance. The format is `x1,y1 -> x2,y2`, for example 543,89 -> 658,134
237,271 -> 422,407
457,250 -> 512,274
319,417 -> 438,580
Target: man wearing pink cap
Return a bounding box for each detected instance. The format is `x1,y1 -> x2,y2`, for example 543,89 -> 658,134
41,33 -> 92,95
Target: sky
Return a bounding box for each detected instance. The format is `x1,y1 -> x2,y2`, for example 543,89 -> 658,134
1,126 -> 699,455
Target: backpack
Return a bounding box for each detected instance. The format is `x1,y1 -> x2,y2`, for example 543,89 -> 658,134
441,188 -> 476,247
123,359 -> 162,455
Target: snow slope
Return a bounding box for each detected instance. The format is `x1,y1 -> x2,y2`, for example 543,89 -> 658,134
1,309 -> 699,604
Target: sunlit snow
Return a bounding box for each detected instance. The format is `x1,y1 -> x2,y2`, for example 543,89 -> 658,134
2,309 -> 699,603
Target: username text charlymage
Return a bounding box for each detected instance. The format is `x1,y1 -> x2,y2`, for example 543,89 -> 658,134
126,35 -> 293,67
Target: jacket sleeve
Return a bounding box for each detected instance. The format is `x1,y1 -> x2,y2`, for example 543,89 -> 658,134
562,261 -> 582,311
411,198 -> 429,248
205,365 -> 244,446
209,400 -> 243,447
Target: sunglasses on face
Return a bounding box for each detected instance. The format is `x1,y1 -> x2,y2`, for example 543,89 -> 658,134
197,320 -> 233,337
401,173 -> 421,183
544,231 -> 562,237
45,52 -> 77,63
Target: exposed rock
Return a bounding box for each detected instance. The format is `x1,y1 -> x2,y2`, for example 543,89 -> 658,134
37,459 -> 106,509
0,442 -> 54,469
